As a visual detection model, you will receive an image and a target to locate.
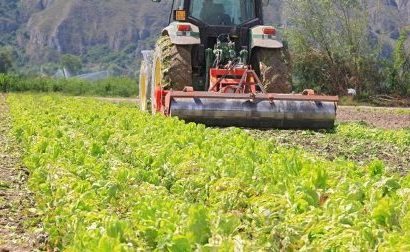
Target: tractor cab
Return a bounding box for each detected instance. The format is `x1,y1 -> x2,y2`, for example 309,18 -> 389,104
170,0 -> 262,23
171,0 -> 265,50
188,0 -> 257,26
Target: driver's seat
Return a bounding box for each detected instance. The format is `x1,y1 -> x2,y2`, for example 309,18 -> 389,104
200,3 -> 232,25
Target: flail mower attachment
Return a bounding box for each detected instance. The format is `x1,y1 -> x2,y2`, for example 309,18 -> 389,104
152,68 -> 339,129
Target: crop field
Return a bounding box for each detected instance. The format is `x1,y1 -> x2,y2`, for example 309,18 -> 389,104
1,93 -> 410,251
246,123 -> 410,176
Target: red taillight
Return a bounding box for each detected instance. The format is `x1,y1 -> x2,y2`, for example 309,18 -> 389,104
263,27 -> 276,35
177,25 -> 191,32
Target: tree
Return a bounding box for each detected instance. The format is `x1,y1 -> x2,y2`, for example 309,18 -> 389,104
284,0 -> 377,95
389,28 -> 410,95
0,47 -> 13,74
60,54 -> 83,75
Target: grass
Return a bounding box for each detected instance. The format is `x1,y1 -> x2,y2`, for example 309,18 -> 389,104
338,96 -> 370,106
337,122 -> 410,147
0,180 -> 10,189
0,74 -> 138,97
352,106 -> 410,116
397,109 -> 410,115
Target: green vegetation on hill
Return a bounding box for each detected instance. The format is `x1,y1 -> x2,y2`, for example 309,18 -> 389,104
23,0 -> 169,75
0,0 -> 169,75
0,48 -> 13,73
0,1 -> 19,49
388,28 -> 410,95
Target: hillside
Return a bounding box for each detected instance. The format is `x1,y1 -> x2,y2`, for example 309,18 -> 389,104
0,0 -> 409,75
367,0 -> 410,56
1,0 -> 172,74
0,1 -> 19,47
25,0 -> 169,61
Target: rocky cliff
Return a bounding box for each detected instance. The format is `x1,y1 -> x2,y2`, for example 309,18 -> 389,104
367,0 -> 410,56
0,0 -> 409,73
24,0 -> 170,62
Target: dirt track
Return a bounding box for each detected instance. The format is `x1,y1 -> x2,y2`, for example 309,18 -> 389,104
0,94 -> 41,252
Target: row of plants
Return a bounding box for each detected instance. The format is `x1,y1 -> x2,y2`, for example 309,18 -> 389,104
337,123 -> 410,148
246,125 -> 410,175
7,94 -> 410,251
0,74 -> 137,97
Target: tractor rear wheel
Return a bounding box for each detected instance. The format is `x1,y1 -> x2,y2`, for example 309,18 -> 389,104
151,36 -> 192,113
252,48 -> 292,93
152,36 -> 192,91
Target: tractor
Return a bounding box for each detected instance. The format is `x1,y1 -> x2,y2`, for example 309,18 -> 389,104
139,0 -> 338,129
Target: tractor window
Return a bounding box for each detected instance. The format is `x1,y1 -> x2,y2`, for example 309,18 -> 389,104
189,0 -> 256,25
174,0 -> 184,9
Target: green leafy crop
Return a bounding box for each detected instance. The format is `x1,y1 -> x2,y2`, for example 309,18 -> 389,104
7,94 -> 410,251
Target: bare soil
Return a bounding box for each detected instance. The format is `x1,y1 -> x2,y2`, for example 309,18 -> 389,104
337,106 -> 410,129
0,94 -> 43,252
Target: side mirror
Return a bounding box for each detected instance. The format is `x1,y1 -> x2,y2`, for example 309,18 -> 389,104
262,0 -> 270,6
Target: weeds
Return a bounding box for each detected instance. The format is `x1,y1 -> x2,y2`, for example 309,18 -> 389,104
0,74 -> 137,97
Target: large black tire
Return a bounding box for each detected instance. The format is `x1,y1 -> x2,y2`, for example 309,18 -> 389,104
252,48 -> 292,93
152,36 -> 192,91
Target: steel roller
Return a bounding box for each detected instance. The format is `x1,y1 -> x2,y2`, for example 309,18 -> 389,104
169,97 -> 337,129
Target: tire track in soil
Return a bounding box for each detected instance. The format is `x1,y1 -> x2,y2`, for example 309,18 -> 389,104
337,106 -> 410,130
0,94 -> 43,252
